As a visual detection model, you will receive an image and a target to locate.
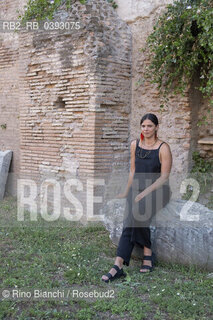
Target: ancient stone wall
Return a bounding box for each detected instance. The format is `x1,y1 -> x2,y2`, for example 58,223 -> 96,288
197,98 -> 213,159
0,0 -> 28,195
17,0 -> 132,216
188,73 -> 213,161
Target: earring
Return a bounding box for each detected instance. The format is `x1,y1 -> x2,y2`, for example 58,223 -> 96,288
140,133 -> 144,141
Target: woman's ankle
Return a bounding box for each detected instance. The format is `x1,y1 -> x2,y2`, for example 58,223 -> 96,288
115,257 -> 124,269
143,247 -> 152,256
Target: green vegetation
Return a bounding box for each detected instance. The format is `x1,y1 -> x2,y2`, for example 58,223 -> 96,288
0,124 -> 7,130
0,196 -> 212,319
143,0 -> 213,117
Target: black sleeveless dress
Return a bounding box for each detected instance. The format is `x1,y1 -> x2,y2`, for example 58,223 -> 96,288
121,139 -> 172,251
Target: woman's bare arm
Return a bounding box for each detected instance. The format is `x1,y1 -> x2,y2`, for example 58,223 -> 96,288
117,140 -> 136,198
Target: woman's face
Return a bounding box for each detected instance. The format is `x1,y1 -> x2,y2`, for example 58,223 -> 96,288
141,119 -> 158,138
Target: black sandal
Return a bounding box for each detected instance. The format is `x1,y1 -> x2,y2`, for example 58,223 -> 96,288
102,264 -> 126,283
140,253 -> 156,273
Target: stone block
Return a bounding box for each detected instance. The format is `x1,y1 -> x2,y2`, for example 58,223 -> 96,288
0,150 -> 13,200
102,198 -> 213,271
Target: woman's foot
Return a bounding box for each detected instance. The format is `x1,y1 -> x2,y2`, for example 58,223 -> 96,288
140,254 -> 153,272
102,264 -> 125,282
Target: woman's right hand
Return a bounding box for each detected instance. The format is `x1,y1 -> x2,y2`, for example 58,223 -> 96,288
115,192 -> 128,199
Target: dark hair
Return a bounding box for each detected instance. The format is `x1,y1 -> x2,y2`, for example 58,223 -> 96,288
140,113 -> 159,126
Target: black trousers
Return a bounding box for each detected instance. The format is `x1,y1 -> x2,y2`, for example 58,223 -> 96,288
116,226 -> 151,266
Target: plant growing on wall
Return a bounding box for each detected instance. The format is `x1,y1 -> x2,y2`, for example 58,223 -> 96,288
18,0 -> 117,23
0,124 -> 7,129
143,0 -> 213,117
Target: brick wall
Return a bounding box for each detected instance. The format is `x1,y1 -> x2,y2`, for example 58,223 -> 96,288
17,0 -> 131,215
0,0 -> 27,195
197,97 -> 213,159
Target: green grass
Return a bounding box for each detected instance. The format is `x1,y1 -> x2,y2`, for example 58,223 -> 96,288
0,196 -> 213,320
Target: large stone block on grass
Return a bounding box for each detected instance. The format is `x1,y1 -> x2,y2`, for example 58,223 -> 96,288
102,199 -> 213,271
0,150 -> 13,200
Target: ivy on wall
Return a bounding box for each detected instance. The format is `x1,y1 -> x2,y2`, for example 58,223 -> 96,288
18,0 -> 118,23
143,0 -> 213,119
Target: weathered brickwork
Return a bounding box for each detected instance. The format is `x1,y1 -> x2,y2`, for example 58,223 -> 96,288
0,0 -> 27,195
18,1 -> 131,176
14,0 -> 131,213
197,97 -> 213,159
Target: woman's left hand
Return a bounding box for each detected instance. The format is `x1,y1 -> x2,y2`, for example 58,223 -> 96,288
135,191 -> 145,203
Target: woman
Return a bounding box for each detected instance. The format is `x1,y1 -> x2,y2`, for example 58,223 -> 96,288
102,113 -> 172,282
